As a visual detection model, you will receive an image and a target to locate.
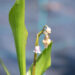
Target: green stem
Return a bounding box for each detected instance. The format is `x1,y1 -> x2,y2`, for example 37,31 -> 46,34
32,53 -> 37,75
35,30 -> 44,46
32,29 -> 44,75
0,59 -> 10,75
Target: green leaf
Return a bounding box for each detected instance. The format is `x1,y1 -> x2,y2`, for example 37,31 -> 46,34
27,42 -> 52,75
9,0 -> 28,75
0,59 -> 10,75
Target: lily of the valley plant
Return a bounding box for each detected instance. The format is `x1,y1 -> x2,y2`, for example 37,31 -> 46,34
7,0 -> 53,75
32,25 -> 52,75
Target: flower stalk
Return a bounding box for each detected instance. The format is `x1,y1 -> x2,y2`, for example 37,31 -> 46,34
32,25 -> 51,75
32,29 -> 44,75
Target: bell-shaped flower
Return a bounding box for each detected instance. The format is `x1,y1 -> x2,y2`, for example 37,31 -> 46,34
33,45 -> 41,54
43,38 -> 51,48
44,25 -> 51,34
43,25 -> 52,48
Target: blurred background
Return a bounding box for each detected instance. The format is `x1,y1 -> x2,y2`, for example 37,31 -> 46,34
0,0 -> 75,75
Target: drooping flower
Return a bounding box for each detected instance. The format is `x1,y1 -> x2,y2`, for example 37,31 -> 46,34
43,38 -> 51,48
33,45 -> 41,54
43,25 -> 52,48
44,25 -> 51,34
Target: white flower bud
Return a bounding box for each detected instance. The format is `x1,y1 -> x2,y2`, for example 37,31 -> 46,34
43,39 -> 51,48
33,46 -> 41,54
43,25 -> 52,48
47,39 -> 51,45
46,26 -> 51,34
44,25 -> 51,34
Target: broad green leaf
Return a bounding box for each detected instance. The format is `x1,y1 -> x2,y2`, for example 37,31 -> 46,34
9,0 -> 28,75
0,59 -> 10,75
27,42 -> 52,75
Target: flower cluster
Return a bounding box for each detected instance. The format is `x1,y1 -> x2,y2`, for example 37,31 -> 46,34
43,25 -> 51,48
33,25 -> 51,54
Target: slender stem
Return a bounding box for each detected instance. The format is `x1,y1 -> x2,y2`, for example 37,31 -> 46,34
32,53 -> 37,75
35,30 -> 44,46
0,59 -> 10,75
32,29 -> 44,75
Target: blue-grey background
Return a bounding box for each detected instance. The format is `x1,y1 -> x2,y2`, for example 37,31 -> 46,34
0,0 -> 75,75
